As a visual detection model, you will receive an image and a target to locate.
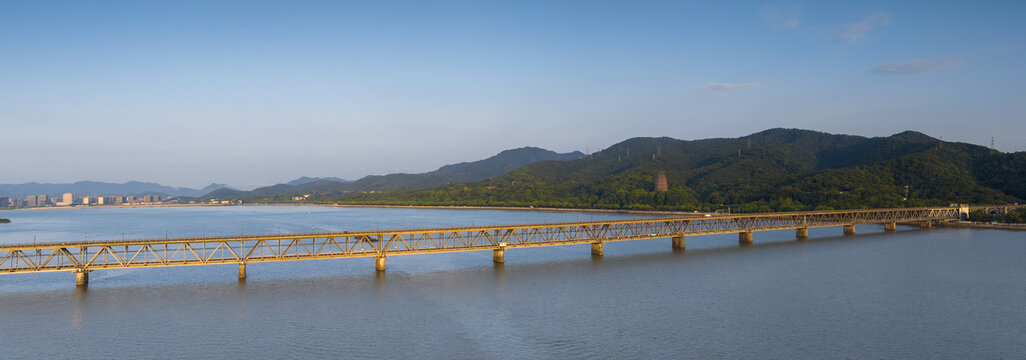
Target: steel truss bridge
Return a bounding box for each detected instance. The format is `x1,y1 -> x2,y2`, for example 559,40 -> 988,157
0,206 -> 1018,286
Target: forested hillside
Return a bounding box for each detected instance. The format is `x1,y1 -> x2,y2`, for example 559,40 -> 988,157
202,147 -> 585,200
336,129 -> 1022,211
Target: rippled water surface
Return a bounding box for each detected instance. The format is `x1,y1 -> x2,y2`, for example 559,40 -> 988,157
1,206 -> 1024,359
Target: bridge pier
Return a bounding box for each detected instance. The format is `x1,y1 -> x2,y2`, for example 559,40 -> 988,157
739,231 -> 753,245
591,242 -> 604,256
493,248 -> 505,263
843,224 -> 856,235
796,228 -> 809,240
238,263 -> 247,279
75,270 -> 89,287
375,256 -> 387,272
671,235 -> 686,249
884,222 -> 896,231
920,221 -> 932,229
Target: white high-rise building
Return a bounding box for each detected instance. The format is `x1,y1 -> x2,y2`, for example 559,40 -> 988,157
60,193 -> 75,206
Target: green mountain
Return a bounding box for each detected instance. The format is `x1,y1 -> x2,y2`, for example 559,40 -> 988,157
203,147 -> 585,200
338,129 -> 1023,211
345,147 -> 586,192
286,177 -> 351,186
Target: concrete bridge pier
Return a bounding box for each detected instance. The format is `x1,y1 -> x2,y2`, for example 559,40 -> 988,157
671,235 -> 686,249
920,221 -> 932,229
238,263 -> 247,279
591,242 -> 604,256
843,224 -> 856,235
739,231 -> 754,245
884,222 -> 896,231
796,227 -> 809,240
375,256 -> 387,272
75,270 -> 89,287
493,248 -> 505,263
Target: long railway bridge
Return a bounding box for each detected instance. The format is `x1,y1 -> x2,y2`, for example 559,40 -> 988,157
0,205 -> 1019,286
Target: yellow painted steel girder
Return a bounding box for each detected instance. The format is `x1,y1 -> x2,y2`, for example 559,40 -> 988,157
0,205 -> 1019,275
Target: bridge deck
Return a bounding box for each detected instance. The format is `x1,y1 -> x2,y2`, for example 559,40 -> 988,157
0,206 -> 1016,283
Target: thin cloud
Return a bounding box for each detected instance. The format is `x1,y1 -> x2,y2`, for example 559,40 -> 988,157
694,82 -> 762,93
870,59 -> 947,74
763,5 -> 800,29
839,12 -> 891,42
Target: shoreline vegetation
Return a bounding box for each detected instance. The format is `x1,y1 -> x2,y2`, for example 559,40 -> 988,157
938,222 -> 1026,231
0,218 -> 10,223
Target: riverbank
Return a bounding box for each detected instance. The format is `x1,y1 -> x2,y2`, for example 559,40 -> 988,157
0,218 -> 9,223
1,202 -> 708,217
937,221 -> 1026,231
0,203 -> 233,212
253,202 -> 709,217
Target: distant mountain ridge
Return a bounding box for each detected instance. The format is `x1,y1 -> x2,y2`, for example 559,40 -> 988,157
17,129 -> 1021,212
344,147 -> 586,192
286,177 -> 351,186
337,128 -> 1025,211
0,181 -> 227,198
203,146 -> 586,200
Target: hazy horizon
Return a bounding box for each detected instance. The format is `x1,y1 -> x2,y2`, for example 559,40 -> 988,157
0,127 -> 1010,191
3,1 -> 1024,188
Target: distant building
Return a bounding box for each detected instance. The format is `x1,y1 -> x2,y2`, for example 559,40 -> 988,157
0,196 -> 9,208
60,193 -> 74,206
96,196 -> 106,205
126,196 -> 136,203
81,196 -> 90,205
655,171 -> 669,192
10,198 -> 26,208
113,196 -> 124,205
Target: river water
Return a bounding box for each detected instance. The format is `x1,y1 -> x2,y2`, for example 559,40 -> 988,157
0,206 -> 1023,359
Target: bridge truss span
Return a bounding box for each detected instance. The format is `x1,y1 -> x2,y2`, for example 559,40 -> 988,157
0,206 -> 1014,285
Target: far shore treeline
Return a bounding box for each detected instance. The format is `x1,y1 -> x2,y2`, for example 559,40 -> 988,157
195,129 -> 1025,213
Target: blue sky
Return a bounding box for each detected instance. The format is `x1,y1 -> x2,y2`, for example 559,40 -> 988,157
2,1 -> 1024,188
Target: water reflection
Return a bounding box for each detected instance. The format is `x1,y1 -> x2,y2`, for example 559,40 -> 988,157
72,284 -> 87,331
374,270 -> 387,293
492,262 -> 506,279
